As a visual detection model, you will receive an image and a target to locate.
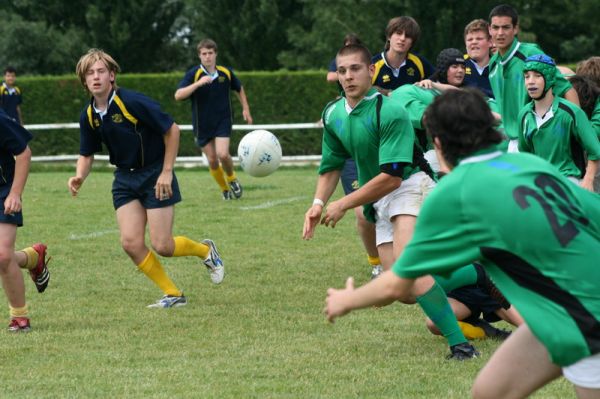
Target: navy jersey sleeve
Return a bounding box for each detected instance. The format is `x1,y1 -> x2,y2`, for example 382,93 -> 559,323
328,59 -> 337,72
177,67 -> 197,89
78,108 -> 103,156
229,68 -> 242,92
0,110 -> 32,156
121,90 -> 174,135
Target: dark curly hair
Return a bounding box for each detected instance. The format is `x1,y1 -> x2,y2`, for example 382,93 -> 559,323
424,89 -> 503,167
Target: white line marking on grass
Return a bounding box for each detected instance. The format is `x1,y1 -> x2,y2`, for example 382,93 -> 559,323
240,196 -> 306,210
69,229 -> 119,240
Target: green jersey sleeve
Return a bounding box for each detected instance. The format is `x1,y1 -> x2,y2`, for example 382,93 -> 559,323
572,104 -> 600,160
392,174 -> 482,278
319,102 -> 350,174
592,98 -> 600,139
517,105 -> 533,153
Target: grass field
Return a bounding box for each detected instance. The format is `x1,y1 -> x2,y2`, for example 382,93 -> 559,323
1,167 -> 574,398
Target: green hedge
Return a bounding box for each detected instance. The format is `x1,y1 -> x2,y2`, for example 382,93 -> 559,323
19,71 -> 339,156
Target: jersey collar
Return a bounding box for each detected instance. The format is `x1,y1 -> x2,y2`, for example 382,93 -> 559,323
458,147 -> 503,165
200,64 -> 219,80
92,89 -> 116,118
343,88 -> 380,114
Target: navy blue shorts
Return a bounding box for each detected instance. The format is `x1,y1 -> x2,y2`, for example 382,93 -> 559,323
340,158 -> 359,195
195,118 -> 232,147
447,285 -> 502,323
0,184 -> 23,226
112,162 -> 182,210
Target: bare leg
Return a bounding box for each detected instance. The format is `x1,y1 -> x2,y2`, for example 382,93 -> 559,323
354,207 -> 378,258
472,324 -> 562,399
0,224 -> 26,308
215,137 -> 233,175
147,206 -> 175,257
574,386 -> 600,399
116,201 -> 149,264
202,140 -> 219,170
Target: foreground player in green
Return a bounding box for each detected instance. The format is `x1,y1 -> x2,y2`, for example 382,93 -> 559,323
325,89 -> 600,398
305,43 -> 478,360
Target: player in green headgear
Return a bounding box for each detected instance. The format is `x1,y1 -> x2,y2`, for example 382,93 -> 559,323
523,54 -> 556,99
518,54 -> 600,191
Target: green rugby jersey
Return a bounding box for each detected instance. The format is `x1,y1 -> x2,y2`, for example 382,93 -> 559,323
393,148 -> 600,366
390,85 -> 503,148
518,96 -> 600,178
320,88 -> 417,221
592,97 -> 600,139
489,40 -> 572,140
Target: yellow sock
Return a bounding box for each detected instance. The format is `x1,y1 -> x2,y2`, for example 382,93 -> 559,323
209,166 -> 229,191
9,304 -> 29,318
137,251 -> 182,297
225,171 -> 237,183
367,255 -> 381,267
19,247 -> 38,270
458,321 -> 486,340
173,236 -> 209,258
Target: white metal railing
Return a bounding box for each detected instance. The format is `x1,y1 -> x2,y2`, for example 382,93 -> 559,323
25,122 -> 323,166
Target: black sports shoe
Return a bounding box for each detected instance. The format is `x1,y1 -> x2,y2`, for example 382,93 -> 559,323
229,179 -> 243,199
222,190 -> 233,200
474,263 -> 511,309
447,342 -> 480,360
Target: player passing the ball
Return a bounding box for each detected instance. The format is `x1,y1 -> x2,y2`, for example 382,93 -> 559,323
325,89 -> 600,398
304,43 -> 479,360
69,49 -> 225,309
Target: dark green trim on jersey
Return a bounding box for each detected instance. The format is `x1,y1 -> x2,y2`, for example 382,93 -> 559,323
481,246 -> 600,356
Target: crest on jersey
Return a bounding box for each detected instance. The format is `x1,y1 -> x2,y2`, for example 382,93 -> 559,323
407,67 -> 415,76
112,114 -> 124,123
93,118 -> 100,128
219,76 -> 226,83
382,74 -> 390,83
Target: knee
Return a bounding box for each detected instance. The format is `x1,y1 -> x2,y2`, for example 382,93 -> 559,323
217,151 -> 231,163
471,378 -> 502,399
121,237 -> 145,258
0,250 -> 11,271
207,158 -> 219,169
425,318 -> 440,335
151,239 -> 174,257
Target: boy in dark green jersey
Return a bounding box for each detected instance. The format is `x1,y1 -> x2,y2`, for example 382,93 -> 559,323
518,54 -> 600,192
325,89 -> 600,398
305,44 -> 478,360
488,4 -> 578,151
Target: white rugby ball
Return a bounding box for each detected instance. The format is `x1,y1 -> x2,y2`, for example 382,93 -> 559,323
237,130 -> 282,177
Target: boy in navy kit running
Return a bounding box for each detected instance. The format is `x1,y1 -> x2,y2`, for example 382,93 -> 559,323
70,49 -> 224,308
175,39 -> 253,200
0,109 -> 50,331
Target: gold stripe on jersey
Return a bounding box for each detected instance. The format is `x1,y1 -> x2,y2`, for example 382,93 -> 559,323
113,95 -> 138,125
217,66 -> 231,81
372,59 -> 385,84
407,53 -> 425,80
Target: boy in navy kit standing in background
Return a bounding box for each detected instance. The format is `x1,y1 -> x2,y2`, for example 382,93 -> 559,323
1,67 -> 23,126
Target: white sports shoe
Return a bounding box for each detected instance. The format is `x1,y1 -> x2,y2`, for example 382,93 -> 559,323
202,239 -> 225,284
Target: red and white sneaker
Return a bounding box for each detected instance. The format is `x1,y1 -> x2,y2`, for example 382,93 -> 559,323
29,243 -> 51,293
8,317 -> 31,332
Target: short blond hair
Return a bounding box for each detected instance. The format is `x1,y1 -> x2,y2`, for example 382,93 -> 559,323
576,56 -> 600,86
75,49 -> 120,93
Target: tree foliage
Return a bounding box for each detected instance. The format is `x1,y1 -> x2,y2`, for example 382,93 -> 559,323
0,0 -> 596,74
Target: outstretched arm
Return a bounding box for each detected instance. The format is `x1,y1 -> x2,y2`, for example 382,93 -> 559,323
302,170 -> 341,240
236,87 -> 253,124
174,76 -> 213,101
4,146 -> 31,214
321,172 -> 401,228
324,271 -> 415,322
155,123 -> 180,200
68,155 -> 94,196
